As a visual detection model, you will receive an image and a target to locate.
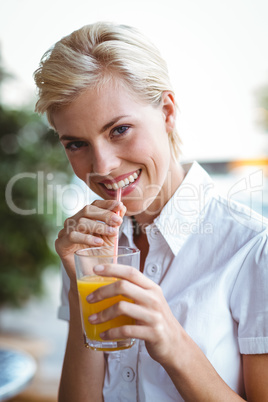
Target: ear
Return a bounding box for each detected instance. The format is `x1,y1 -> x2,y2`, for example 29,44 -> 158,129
161,91 -> 176,133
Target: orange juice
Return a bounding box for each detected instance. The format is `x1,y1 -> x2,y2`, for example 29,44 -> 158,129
77,275 -> 135,342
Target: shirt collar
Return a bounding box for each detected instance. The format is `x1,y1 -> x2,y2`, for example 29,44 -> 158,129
121,162 -> 215,256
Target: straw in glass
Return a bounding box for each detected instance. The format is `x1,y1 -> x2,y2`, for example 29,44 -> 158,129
113,188 -> 122,263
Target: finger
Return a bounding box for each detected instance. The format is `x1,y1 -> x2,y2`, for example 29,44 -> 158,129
68,231 -> 104,247
85,202 -> 124,225
118,204 -> 127,218
100,324 -> 154,343
57,228 -> 65,239
56,225 -> 104,251
89,300 -> 154,326
92,199 -> 126,215
74,218 -> 118,237
64,203 -> 123,230
87,279 -> 152,306
91,199 -> 122,210
93,264 -> 154,289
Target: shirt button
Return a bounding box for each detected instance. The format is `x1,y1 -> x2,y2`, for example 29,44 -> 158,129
146,263 -> 160,277
121,367 -> 135,382
150,226 -> 160,239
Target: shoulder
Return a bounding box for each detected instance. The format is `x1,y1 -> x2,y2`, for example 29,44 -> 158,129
207,193 -> 268,236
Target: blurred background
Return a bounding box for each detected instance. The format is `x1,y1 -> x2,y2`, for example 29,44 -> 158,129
0,0 -> 267,401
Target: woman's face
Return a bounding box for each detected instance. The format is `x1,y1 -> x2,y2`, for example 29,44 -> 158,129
53,80 -> 181,222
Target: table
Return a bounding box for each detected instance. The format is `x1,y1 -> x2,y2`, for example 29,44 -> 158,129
0,348 -> 36,401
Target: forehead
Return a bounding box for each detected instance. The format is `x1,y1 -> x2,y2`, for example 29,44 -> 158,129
52,79 -> 148,133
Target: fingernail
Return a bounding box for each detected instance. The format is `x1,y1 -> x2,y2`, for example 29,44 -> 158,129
100,332 -> 106,339
94,237 -> 103,245
89,314 -> 98,322
86,293 -> 94,302
94,265 -> 104,272
106,226 -> 117,234
111,215 -> 121,224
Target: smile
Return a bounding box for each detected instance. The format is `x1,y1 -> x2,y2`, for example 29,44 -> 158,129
102,169 -> 141,190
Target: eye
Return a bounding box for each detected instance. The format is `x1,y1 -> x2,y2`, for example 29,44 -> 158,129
110,125 -> 130,139
65,141 -> 88,151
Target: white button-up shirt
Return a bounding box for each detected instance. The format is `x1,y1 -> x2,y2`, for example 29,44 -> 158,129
59,162 -> 268,401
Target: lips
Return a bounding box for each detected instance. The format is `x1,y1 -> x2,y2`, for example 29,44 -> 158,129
99,169 -> 141,196
100,169 -> 141,190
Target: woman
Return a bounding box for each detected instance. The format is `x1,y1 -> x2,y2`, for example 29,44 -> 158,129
34,22 -> 268,401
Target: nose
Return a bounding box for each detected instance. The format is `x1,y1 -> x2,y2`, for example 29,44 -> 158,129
91,143 -> 120,177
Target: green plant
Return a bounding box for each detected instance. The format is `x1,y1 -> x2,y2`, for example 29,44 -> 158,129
0,104 -> 72,307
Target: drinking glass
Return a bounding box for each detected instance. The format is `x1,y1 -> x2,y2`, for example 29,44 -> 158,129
75,246 -> 140,351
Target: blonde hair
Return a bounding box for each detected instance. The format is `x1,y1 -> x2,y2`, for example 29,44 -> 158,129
34,22 -> 181,159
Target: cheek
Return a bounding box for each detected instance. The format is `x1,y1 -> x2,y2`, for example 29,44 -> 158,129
126,126 -> 169,160
67,156 -> 91,183
134,132 -> 170,168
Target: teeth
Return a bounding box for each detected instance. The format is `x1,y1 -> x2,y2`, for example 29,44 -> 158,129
103,170 -> 140,190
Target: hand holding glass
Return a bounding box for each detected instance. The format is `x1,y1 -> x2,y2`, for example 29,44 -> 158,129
75,246 -> 140,351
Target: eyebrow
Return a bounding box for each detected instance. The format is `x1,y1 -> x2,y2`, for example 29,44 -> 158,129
59,135 -> 83,141
59,115 -> 130,141
99,115 -> 130,134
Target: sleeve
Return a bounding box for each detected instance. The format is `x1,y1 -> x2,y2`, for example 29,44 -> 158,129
57,262 -> 71,321
230,230 -> 268,354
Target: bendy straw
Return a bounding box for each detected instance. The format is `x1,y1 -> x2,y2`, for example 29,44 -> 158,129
113,187 -> 122,263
